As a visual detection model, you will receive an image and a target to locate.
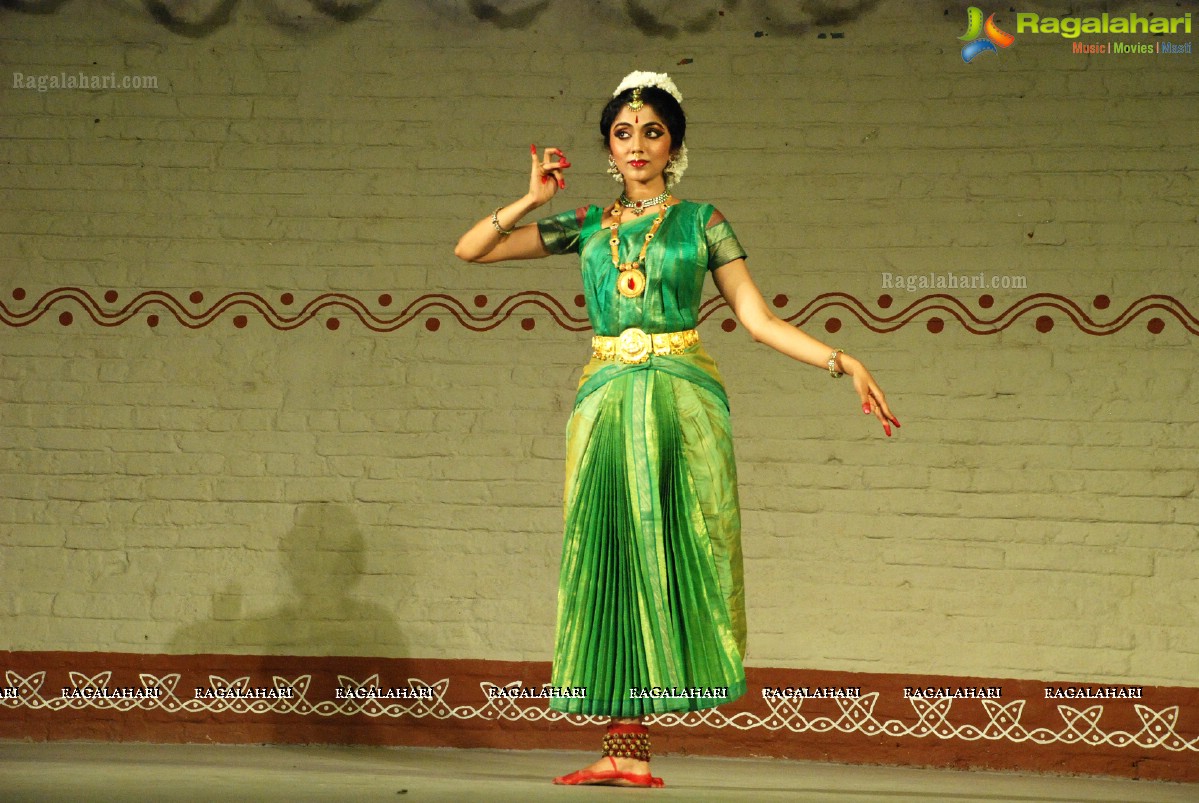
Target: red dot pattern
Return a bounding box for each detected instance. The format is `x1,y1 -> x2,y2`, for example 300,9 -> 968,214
0,289 -> 1186,336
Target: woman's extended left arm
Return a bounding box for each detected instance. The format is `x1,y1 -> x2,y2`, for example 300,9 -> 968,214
712,257 -> 900,436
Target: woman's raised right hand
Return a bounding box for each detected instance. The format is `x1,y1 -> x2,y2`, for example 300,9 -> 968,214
529,144 -> 570,206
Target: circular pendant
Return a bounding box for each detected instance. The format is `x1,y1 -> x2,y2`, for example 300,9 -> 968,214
617,267 -> 646,298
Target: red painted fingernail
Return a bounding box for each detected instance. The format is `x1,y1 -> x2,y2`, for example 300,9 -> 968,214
531,144 -> 537,154
541,176 -> 548,184
884,424 -> 892,437
863,403 -> 871,414
560,161 -> 571,168
893,418 -> 901,427
559,180 -> 566,189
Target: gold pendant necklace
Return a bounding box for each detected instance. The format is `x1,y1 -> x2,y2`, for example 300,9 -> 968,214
609,196 -> 670,299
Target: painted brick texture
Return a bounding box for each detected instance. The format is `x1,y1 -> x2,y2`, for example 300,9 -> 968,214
1,1 -> 1196,690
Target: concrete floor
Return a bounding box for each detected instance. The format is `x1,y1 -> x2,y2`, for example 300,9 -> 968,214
0,743 -> 1194,803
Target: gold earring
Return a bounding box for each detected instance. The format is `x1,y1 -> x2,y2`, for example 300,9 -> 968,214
607,155 -> 623,183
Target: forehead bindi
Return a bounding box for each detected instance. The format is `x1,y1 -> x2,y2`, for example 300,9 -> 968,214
612,106 -> 666,129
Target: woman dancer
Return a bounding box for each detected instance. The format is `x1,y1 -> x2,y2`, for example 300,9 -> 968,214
455,71 -> 898,788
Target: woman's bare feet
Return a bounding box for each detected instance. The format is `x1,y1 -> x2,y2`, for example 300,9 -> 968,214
552,717 -> 663,787
580,754 -> 648,780
552,755 -> 663,787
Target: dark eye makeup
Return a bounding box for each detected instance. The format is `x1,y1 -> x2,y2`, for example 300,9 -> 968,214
613,124 -> 665,139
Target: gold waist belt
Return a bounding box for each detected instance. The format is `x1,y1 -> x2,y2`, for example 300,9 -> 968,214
591,327 -> 700,365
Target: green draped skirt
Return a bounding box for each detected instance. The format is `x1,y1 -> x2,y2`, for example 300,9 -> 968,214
549,347 -> 747,717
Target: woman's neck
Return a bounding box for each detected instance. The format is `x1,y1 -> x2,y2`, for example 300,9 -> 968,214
621,179 -> 667,201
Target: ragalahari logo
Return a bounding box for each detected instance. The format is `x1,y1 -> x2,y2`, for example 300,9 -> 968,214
959,7 -> 1015,63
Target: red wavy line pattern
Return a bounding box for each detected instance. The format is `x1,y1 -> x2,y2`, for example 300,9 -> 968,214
1,288 -> 1194,336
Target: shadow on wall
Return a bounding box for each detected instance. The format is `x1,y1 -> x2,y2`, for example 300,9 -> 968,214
170,502 -> 404,745
419,0 -> 890,37
170,501 -> 403,659
0,0 -> 991,38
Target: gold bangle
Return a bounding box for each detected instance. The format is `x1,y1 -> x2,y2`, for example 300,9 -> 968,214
827,348 -> 844,378
491,207 -> 514,236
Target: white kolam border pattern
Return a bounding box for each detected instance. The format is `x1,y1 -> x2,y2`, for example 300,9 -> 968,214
4,670 -> 1196,753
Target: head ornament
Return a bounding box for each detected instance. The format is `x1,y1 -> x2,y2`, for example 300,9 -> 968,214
612,71 -> 683,104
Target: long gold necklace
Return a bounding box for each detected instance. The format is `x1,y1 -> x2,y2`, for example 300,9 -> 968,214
609,195 -> 670,299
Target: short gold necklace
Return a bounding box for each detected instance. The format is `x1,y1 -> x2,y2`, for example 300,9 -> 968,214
620,189 -> 670,217
609,196 -> 670,299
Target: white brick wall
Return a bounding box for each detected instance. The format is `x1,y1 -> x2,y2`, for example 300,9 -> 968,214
1,1 -> 1196,684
